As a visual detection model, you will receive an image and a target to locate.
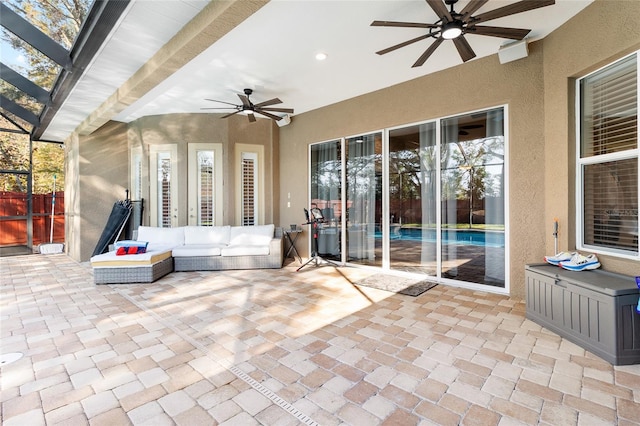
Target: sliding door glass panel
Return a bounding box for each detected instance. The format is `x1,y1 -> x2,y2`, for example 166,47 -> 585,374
389,122 -> 437,275
346,132 -> 382,266
310,140 -> 342,260
440,108 -> 505,287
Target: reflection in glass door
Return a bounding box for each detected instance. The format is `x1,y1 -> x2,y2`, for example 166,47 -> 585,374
308,107 -> 506,289
346,133 -> 382,266
440,108 -> 505,286
310,140 -> 342,260
389,122 -> 437,275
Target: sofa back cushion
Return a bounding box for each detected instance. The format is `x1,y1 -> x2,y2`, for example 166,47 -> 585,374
229,224 -> 275,246
184,225 -> 230,245
136,226 -> 184,247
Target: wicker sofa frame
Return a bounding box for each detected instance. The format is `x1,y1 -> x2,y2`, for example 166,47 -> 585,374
174,228 -> 283,271
93,227 -> 283,284
94,257 -> 174,284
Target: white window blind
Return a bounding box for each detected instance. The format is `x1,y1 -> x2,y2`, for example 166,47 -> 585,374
581,55 -> 637,157
197,151 -> 214,225
241,153 -> 257,226
159,154 -> 172,228
579,53 -> 638,256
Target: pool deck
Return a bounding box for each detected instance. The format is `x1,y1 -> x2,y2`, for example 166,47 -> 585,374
1,254 -> 639,425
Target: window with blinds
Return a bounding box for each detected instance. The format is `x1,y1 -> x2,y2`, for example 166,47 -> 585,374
159,155 -> 172,228
197,151 -> 214,226
241,153 -> 258,226
578,53 -> 638,256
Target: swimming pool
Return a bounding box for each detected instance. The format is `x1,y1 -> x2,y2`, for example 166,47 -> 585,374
383,228 -> 505,247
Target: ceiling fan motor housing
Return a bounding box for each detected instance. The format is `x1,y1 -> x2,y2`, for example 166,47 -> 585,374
372,0 -> 555,67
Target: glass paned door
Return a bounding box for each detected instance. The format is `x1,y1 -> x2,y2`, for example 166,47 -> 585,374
150,144 -> 178,228
241,152 -> 258,226
389,122 -> 437,275
188,143 -> 223,226
440,108 -> 506,286
346,132 -> 382,266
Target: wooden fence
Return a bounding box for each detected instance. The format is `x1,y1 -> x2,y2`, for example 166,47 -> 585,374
0,192 -> 65,245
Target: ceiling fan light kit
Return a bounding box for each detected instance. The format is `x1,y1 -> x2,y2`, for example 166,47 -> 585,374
372,0 -> 555,67
441,21 -> 463,39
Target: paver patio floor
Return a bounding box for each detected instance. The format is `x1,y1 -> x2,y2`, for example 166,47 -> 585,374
1,254 -> 639,425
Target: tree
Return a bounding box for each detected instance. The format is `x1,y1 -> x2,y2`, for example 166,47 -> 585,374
1,0 -> 91,193
32,142 -> 64,193
3,0 -> 90,89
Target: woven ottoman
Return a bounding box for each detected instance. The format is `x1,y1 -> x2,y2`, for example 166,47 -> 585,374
90,249 -> 174,284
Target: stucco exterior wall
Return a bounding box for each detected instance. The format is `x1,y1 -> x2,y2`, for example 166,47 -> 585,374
66,112 -> 279,262
228,115 -> 280,226
67,121 -> 129,262
128,113 -> 230,227
542,0 -> 640,277
279,41 -> 546,297
278,0 -> 640,297
63,0 -> 639,295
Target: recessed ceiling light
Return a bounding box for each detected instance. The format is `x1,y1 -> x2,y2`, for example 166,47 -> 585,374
315,52 -> 328,61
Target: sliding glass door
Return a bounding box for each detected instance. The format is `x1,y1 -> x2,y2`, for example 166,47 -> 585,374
309,107 -> 507,289
388,122 -> 437,275
440,108 -> 506,286
346,133 -> 382,266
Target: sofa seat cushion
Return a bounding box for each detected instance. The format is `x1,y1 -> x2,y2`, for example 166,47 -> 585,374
91,248 -> 173,267
183,225 -> 230,245
137,226 -> 184,248
172,245 -> 224,257
229,224 -> 275,246
221,245 -> 270,257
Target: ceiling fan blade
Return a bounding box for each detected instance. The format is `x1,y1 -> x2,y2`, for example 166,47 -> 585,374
412,37 -> 444,67
371,20 -> 438,29
220,110 -> 242,119
468,25 -> 531,40
426,0 -> 452,22
238,93 -> 251,108
248,112 -> 256,122
201,107 -> 238,110
453,36 -> 476,62
254,110 -> 283,121
254,98 -> 282,108
472,0 -> 555,24
377,34 -> 431,55
204,98 -> 239,107
260,107 -> 294,114
459,0 -> 489,19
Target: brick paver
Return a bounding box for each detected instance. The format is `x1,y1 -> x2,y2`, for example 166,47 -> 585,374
1,254 -> 639,425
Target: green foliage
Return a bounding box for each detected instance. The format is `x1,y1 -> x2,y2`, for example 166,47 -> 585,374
1,0 -> 89,193
0,132 -> 29,192
32,141 -> 64,193
0,132 -> 64,193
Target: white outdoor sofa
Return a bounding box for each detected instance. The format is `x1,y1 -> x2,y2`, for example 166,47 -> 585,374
90,224 -> 283,284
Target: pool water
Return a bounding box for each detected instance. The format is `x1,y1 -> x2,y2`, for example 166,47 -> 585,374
381,228 -> 505,248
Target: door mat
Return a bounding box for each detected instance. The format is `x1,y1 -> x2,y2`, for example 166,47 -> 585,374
354,275 -> 437,297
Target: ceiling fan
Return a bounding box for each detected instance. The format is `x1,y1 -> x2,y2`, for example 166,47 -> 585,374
372,0 -> 555,67
201,88 -> 294,122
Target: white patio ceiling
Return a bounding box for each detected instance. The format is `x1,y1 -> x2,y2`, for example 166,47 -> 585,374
41,0 -> 593,142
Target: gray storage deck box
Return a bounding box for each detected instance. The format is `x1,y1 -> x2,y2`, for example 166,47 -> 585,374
525,264 -> 640,365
